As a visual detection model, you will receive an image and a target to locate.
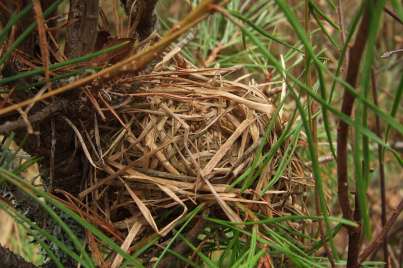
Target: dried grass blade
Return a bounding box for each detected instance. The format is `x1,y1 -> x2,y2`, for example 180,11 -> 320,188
157,184 -> 188,236
120,178 -> 159,233
63,116 -> 99,169
111,221 -> 142,268
201,118 -> 255,177
202,177 -> 242,223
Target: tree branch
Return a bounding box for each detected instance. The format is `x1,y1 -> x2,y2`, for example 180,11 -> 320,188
0,100 -> 66,134
359,199 -> 403,264
336,3 -> 370,268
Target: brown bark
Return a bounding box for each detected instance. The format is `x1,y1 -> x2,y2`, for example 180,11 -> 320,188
121,0 -> 159,39
0,1 -> 159,266
0,245 -> 37,268
65,0 -> 100,58
336,4 -> 370,268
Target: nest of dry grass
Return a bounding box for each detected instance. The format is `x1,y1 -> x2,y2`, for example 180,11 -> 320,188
73,57 -> 310,247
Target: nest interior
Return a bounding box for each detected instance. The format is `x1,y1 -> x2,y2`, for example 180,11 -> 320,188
74,61 -> 309,242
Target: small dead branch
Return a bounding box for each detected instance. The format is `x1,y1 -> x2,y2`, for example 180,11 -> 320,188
384,6 -> 403,25
0,100 -> 66,134
359,199 -> 403,264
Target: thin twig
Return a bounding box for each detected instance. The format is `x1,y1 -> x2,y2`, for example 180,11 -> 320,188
32,0 -> 50,81
359,199 -> 403,264
384,6 -> 403,25
381,49 -> 403,58
337,5 -> 370,222
49,118 -> 56,191
0,100 -> 66,134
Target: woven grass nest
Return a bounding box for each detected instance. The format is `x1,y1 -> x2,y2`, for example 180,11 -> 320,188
79,61 -> 309,240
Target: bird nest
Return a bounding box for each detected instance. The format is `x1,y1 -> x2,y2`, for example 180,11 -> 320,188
77,64 -> 309,240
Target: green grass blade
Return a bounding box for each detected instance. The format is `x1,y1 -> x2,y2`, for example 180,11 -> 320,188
0,169 -> 95,267
391,0 -> 403,20
246,225 -> 258,265
0,41 -> 129,86
354,0 -> 387,238
0,201 -> 85,267
0,0 -> 63,66
176,232 -> 219,268
232,20 -> 402,163
229,10 -> 304,54
0,4 -> 33,45
153,205 -> 204,267
384,75 -> 403,145
240,95 -> 286,191
310,7 -> 339,48
0,167 -> 144,267
308,1 -> 339,30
